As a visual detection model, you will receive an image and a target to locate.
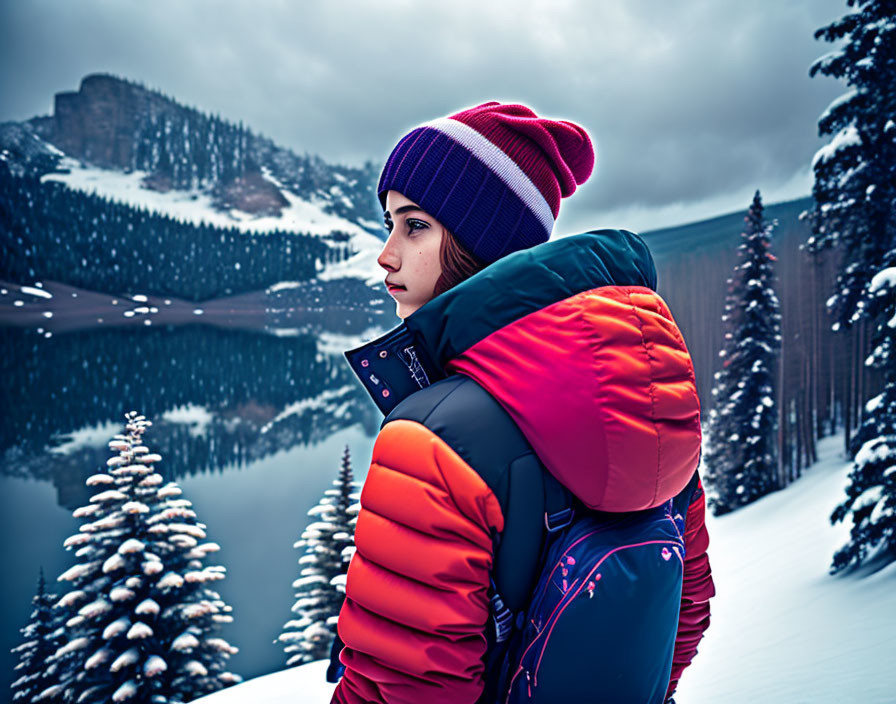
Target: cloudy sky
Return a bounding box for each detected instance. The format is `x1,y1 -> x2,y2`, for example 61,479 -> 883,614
1,0 -> 849,233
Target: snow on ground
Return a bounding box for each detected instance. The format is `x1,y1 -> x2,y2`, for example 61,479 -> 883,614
41,158 -> 365,238
677,433 -> 896,704
20,284 -> 53,299
192,659 -> 335,704
316,232 -> 385,287
193,434 -> 896,703
39,157 -> 385,285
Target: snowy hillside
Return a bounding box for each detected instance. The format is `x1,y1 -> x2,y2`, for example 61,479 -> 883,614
40,158 -> 385,286
192,660 -> 336,704
677,434 -> 896,703
192,433 -> 896,704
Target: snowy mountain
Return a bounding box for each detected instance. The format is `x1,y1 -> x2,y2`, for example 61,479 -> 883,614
190,434 -> 896,704
0,73 -> 387,288
37,157 -> 386,285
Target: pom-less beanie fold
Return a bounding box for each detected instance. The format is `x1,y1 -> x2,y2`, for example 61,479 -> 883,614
377,101 -> 595,263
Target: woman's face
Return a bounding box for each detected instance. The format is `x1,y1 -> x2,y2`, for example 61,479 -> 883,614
378,190 -> 445,319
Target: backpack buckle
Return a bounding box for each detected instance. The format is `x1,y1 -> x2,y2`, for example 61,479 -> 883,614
544,507 -> 574,533
489,577 -> 515,644
490,593 -> 514,643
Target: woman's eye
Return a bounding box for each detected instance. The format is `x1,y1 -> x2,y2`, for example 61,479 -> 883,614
407,219 -> 427,233
383,220 -> 393,233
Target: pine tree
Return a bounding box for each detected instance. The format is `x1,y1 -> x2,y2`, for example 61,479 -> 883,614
806,0 -> 896,331
329,445 -> 362,592
830,258 -> 896,572
10,567 -> 66,703
704,191 -> 783,515
278,444 -> 360,666
47,411 -> 242,703
807,1 -> 896,572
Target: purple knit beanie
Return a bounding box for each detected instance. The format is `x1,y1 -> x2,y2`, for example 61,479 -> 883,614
377,101 -> 595,264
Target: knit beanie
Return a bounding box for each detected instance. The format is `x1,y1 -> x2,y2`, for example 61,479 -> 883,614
377,101 -> 595,264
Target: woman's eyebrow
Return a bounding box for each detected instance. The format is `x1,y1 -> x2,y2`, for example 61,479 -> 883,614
383,204 -> 424,218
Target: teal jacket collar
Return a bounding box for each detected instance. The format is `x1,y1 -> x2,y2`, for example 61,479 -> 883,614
344,228 -> 657,416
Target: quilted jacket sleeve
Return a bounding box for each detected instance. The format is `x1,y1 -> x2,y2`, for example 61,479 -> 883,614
665,475 -> 715,700
330,419 -> 505,704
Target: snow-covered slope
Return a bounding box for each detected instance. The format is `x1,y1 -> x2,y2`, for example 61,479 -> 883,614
40,158 -> 386,286
192,659 -> 335,704
677,434 -> 896,704
193,434 -> 896,704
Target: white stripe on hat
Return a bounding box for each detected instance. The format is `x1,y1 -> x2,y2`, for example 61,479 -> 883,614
419,117 -> 555,237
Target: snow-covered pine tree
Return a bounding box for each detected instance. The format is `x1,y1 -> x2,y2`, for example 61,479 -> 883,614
806,1 -> 896,572
328,445 -> 362,604
702,338 -> 737,515
140,447 -> 242,700
278,444 -> 360,666
10,566 -> 66,703
830,258 -> 896,572
806,0 -> 895,332
47,411 -> 241,703
703,191 -> 783,515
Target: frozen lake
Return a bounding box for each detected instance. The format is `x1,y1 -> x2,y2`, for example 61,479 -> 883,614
0,318 -> 384,691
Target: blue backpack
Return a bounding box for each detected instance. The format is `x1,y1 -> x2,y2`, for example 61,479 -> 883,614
482,468 -> 700,704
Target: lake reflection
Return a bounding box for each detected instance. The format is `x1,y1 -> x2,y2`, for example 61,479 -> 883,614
0,322 -> 385,689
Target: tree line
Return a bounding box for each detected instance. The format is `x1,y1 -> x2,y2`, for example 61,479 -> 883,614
0,162 -> 354,301
679,0 -> 895,575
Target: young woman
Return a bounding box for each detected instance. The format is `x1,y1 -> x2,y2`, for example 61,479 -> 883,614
328,102 -> 714,704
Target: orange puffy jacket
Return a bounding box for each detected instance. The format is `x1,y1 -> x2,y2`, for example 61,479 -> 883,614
331,229 -> 714,703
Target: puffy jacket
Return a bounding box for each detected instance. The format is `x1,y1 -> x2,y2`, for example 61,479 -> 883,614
330,229 -> 715,704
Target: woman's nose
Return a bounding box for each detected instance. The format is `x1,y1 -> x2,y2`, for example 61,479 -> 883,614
377,234 -> 400,272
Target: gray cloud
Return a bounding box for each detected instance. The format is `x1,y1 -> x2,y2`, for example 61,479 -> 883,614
0,0 -> 848,231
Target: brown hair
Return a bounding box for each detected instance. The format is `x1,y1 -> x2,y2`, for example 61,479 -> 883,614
433,227 -> 488,297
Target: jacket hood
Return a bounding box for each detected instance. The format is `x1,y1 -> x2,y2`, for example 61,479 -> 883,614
345,229 -> 702,512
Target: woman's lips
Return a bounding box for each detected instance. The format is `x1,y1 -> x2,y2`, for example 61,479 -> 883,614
386,283 -> 406,295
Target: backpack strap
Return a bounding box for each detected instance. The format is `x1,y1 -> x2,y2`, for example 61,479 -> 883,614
487,467 -> 574,644
542,467 -> 575,533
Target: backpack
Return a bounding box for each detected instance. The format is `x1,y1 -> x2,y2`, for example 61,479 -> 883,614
480,467 -> 700,704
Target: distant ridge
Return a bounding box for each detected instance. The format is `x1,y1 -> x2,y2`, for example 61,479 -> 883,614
2,73 -> 383,237
640,196 -> 813,261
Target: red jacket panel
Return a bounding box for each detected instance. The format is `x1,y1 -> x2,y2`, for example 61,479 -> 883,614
446,285 -> 703,511
331,419 -> 505,704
